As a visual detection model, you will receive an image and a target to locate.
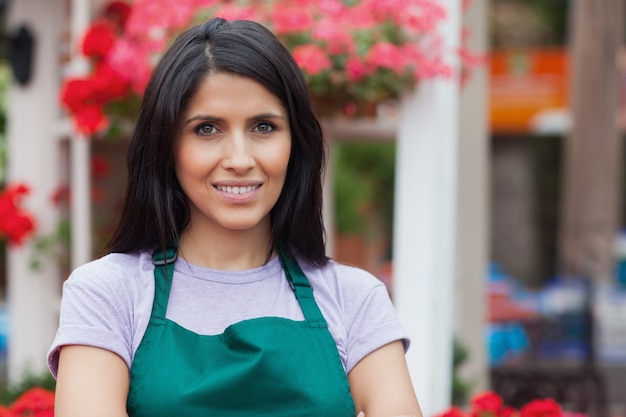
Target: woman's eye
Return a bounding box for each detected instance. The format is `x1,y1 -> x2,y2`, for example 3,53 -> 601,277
254,122 -> 275,133
196,124 -> 218,136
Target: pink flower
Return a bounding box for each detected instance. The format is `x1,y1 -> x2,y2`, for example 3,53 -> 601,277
270,6 -> 314,34
366,42 -> 408,74
346,56 -> 369,81
107,38 -> 162,94
400,0 -> 447,33
312,20 -> 354,54
340,3 -> 376,29
316,0 -> 347,16
58,0 -> 470,133
292,44 -> 331,75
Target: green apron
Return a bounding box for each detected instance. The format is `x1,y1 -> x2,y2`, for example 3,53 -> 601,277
126,247 -> 357,416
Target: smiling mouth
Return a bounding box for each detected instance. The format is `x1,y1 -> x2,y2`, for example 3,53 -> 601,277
214,185 -> 260,195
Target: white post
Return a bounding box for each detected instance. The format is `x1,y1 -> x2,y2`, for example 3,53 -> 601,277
6,0 -> 65,381
323,134 -> 336,257
69,0 -> 92,269
455,0 -> 490,395
392,0 -> 461,415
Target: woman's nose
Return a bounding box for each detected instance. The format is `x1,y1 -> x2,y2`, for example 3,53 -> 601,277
221,133 -> 255,172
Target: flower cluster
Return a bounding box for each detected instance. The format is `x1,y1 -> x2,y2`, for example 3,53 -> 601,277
114,0 -> 455,108
436,391 -> 574,417
61,0 -> 480,134
0,387 -> 54,417
0,183 -> 36,245
59,1 -> 136,135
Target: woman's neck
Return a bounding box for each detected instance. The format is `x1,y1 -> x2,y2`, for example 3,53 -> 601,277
177,222 -> 273,271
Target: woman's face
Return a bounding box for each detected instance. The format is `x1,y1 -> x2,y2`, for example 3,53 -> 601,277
174,72 -> 291,236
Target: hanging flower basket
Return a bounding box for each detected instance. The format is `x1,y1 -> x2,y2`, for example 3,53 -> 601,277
60,0 -> 482,135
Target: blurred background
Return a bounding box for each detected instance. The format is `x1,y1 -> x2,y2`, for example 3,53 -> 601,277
0,0 -> 625,416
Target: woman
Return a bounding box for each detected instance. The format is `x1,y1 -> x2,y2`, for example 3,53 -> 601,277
49,18 -> 422,417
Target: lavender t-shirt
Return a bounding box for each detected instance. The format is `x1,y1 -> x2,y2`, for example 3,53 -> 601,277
47,251 -> 409,377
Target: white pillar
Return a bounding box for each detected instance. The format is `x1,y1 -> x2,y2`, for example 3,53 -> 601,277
323,135 -> 336,257
455,0 -> 490,396
392,0 -> 461,415
6,0 -> 65,381
69,0 -> 92,269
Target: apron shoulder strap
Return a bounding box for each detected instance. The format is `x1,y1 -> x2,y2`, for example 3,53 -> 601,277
151,246 -> 178,319
278,245 -> 327,327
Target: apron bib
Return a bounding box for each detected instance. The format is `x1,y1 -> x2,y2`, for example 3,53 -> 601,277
126,247 -> 357,416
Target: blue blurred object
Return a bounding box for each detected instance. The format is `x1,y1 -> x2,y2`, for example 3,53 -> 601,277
614,229 -> 626,287
486,264 -> 595,365
486,322 -> 530,366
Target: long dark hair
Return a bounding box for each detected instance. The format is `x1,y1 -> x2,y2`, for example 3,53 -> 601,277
105,18 -> 328,266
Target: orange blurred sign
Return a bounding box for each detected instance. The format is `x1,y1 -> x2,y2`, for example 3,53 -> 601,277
490,49 -> 570,134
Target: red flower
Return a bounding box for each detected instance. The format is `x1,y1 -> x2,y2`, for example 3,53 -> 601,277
91,62 -> 130,102
91,156 -> 110,178
0,183 -> 36,245
50,184 -> 70,207
520,399 -> 562,417
104,1 -> 132,30
74,104 -> 108,135
82,19 -> 117,58
436,406 -> 468,417
9,387 -> 54,416
60,78 -> 96,113
500,406 -> 518,417
472,391 -> 503,412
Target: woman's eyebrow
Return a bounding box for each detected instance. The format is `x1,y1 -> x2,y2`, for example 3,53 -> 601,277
184,112 -> 286,126
249,112 -> 286,121
183,114 -> 223,125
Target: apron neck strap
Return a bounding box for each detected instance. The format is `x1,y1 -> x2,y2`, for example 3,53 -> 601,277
278,245 -> 327,326
151,246 -> 178,319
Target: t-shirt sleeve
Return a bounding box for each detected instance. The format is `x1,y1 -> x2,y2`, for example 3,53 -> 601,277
344,278 -> 410,373
47,261 -> 134,378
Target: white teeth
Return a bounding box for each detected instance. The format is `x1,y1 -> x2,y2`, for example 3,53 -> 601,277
216,185 -> 258,194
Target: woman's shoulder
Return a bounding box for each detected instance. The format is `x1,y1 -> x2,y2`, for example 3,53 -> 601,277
65,251 -> 153,292
299,257 -> 392,315
301,258 -> 386,293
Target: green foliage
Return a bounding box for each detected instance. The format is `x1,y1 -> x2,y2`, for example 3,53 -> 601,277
452,336 -> 472,406
0,64 -> 10,186
333,141 -> 396,236
29,219 -> 71,272
528,0 -> 569,46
